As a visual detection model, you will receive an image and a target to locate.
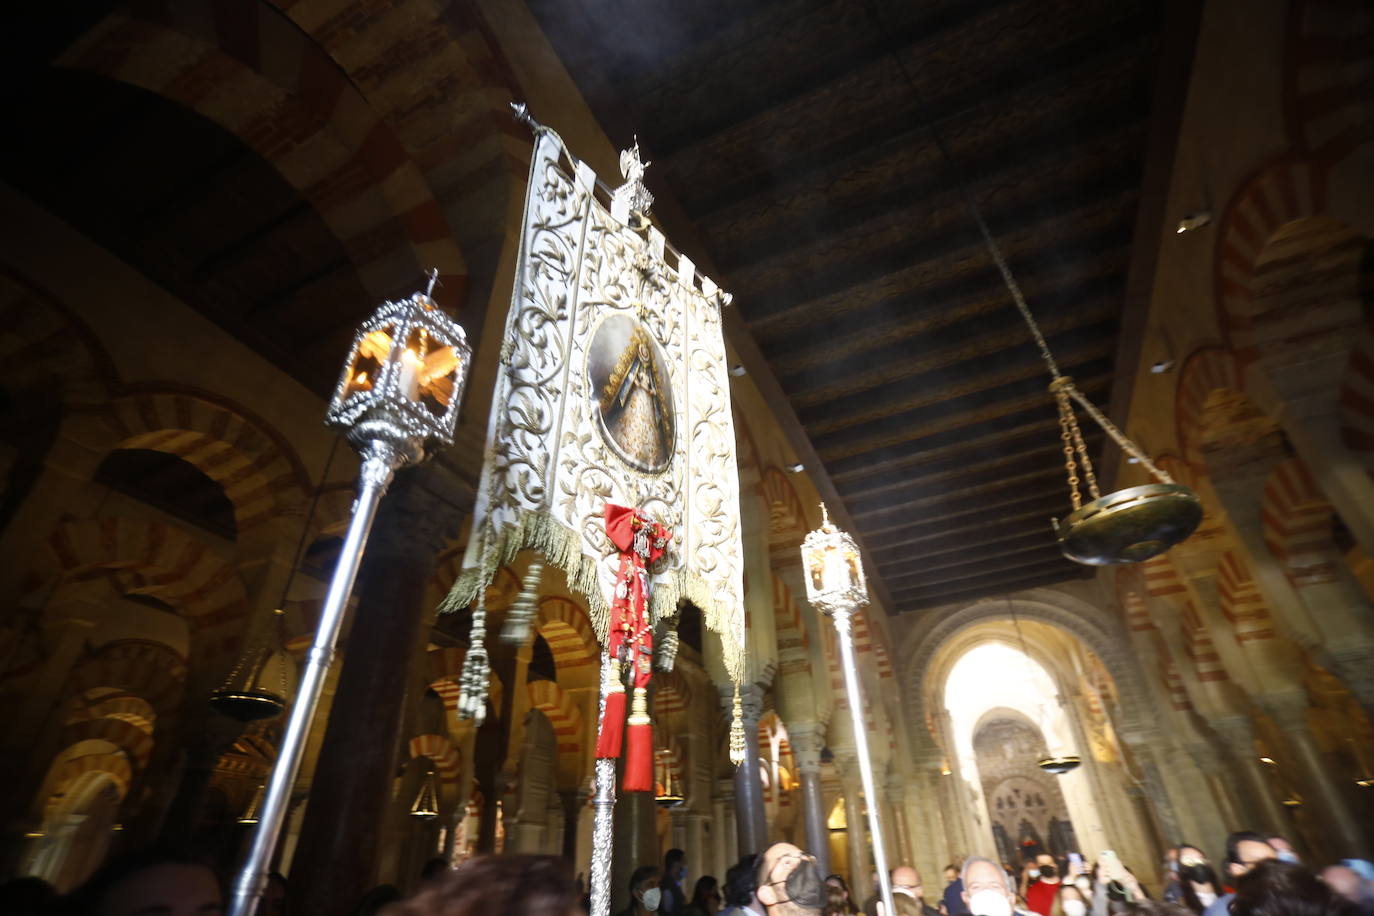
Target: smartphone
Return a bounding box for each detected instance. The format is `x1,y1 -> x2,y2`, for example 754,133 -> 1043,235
1068,853 -> 1084,875
1100,850 -> 1123,882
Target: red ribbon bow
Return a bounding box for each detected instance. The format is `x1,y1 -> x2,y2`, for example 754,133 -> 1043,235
596,504 -> 671,792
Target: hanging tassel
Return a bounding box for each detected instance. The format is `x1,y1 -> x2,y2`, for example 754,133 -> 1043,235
500,557 -> 543,645
654,628 -> 679,673
456,593 -> 490,725
728,684 -> 746,765
622,686 -> 653,791
596,659 -> 626,758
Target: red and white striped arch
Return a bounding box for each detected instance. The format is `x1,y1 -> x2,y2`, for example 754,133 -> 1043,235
44,746 -> 134,809
1283,0 -> 1374,164
60,0 -> 467,307
409,733 -> 461,788
1212,157 -> 1328,360
57,716 -> 155,773
67,641 -> 188,717
1175,348 -> 1245,468
1179,600 -> 1229,684
42,517 -> 248,631
105,387 -> 309,534
762,466 -> 809,547
1158,646 -> 1194,713
536,596 -> 598,677
526,680 -> 583,775
1262,457 -> 1339,580
0,267 -> 115,411
1217,551 -> 1278,644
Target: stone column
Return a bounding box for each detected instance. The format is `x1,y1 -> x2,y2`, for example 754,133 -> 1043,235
1211,716 -> 1291,836
611,785 -> 658,913
558,788 -> 587,864
712,787 -> 735,878
1264,696 -> 1371,858
288,466 -> 466,915
886,779 -> 913,866
790,724 -> 830,876
730,686 -> 768,856
837,761 -> 873,899
686,812 -> 708,887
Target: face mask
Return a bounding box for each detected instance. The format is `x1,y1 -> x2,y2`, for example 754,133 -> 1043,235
1275,851 -> 1299,865
1028,869 -> 1041,880
1181,865 -> 1215,886
1063,900 -> 1087,916
1196,891 -> 1217,907
640,887 -> 662,912
782,858 -> 826,910
970,889 -> 1014,916
1074,877 -> 1092,893
1040,866 -> 1059,880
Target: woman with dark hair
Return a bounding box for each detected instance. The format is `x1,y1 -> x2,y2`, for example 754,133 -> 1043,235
1233,860 -> 1356,916
1173,846 -> 1224,915
59,847 -> 222,916
379,854 -> 578,916
825,875 -> 859,915
683,876 -> 722,915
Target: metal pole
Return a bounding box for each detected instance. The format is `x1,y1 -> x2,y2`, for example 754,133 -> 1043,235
228,443 -> 403,916
833,604 -> 896,916
589,656 -> 618,916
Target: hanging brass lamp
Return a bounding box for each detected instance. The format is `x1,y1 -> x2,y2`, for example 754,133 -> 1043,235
1037,755 -> 1082,775
238,784 -> 266,825
654,749 -> 685,809
411,769 -> 440,819
929,134 -> 1202,566
210,609 -> 295,722
1348,738 -> 1374,788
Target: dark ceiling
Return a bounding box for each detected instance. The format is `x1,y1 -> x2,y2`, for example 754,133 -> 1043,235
526,0 -> 1181,612
0,0 -> 1190,616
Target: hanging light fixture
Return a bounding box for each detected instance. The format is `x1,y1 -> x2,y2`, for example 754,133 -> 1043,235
411,769 -> 440,820
1008,601 -> 1082,776
211,609 -> 295,722
654,749 -> 685,809
238,784 -> 266,825
909,76 -> 1203,566
212,438 -> 342,723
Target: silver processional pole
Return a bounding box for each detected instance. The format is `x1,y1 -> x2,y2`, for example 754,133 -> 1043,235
801,505 -> 896,916
227,275 -> 471,916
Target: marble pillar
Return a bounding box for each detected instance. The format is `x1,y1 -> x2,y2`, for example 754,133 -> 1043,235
1264,697 -> 1371,858
288,467 -> 465,915
839,764 -> 873,898
1212,716 -> 1292,837
791,726 -> 831,876
730,687 -> 768,856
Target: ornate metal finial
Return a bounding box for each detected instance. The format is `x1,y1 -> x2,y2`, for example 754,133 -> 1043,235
510,101 -> 541,132
614,138 -> 654,219
819,502 -> 832,529
425,267 -> 441,297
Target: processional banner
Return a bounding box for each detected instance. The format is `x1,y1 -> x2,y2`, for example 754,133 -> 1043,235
440,120 -> 747,721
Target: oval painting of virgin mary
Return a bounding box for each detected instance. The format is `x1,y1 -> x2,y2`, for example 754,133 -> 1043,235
587,313 -> 675,473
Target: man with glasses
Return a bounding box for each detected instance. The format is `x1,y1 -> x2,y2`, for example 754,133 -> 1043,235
889,866 -> 940,916
961,857 -> 1025,916
756,843 -> 825,916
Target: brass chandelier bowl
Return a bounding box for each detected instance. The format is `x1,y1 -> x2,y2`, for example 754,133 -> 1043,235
1037,755 -> 1082,775
1055,483 -> 1203,566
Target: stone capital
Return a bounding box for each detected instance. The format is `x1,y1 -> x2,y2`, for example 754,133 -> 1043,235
787,722 -> 825,775
721,684 -> 764,725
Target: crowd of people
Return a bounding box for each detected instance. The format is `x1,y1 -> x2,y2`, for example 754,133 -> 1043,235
0,831 -> 1371,916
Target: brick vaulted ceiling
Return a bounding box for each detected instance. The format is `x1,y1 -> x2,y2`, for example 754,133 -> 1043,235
527,0 -> 1199,614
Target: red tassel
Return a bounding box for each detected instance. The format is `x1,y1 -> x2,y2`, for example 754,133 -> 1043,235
623,720 -> 653,792
596,690 -> 626,758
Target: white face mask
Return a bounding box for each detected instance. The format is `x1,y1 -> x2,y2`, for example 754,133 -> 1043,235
1195,891 -> 1217,907
1028,869 -> 1041,880
1275,852 -> 1299,865
1074,878 -> 1091,893
970,889 -> 1014,916
1063,900 -> 1087,916
640,887 -> 662,912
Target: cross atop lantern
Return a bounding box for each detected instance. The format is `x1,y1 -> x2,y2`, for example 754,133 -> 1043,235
800,504 -> 868,617
326,271 -> 472,458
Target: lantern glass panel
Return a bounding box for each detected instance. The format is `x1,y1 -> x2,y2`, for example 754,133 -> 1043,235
341,326 -> 396,400
399,325 -> 461,418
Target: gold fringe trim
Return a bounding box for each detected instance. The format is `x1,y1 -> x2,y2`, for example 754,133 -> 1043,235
438,513 -> 744,683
